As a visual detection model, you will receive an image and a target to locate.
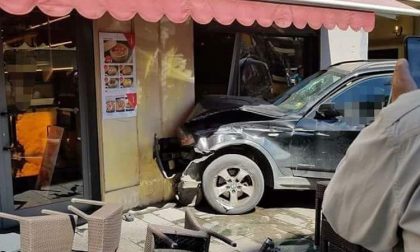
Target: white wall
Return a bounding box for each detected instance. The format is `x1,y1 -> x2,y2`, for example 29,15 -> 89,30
320,27 -> 369,69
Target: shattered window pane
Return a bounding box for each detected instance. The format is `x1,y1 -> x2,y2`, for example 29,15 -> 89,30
276,71 -> 344,113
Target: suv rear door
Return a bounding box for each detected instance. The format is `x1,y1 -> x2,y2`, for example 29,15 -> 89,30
289,74 -> 392,179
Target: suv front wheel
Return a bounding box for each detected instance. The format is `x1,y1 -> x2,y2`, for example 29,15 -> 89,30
202,154 -> 264,214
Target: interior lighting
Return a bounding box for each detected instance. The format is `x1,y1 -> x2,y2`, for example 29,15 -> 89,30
49,41 -> 72,47
26,15 -> 71,31
394,25 -> 403,37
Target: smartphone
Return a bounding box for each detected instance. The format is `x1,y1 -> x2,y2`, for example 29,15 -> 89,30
405,36 -> 420,88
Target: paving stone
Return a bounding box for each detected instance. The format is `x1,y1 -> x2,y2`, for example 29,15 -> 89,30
73,224 -> 89,251
161,202 -> 177,209
244,224 -> 293,243
117,237 -> 143,251
153,208 -> 186,222
274,213 -> 308,227
140,213 -> 176,226
194,210 -> 208,216
209,239 -> 239,252
0,233 -> 20,252
288,208 -> 316,219
202,221 -> 219,230
299,228 -> 315,235
2,200 -> 317,252
229,235 -> 262,252
121,218 -> 149,244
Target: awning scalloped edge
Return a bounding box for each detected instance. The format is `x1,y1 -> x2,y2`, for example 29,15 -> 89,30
0,0 -> 375,32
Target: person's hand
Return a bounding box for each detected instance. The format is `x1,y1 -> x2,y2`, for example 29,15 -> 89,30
391,59 -> 418,102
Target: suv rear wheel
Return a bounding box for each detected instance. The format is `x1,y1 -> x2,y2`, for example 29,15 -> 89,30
202,154 -> 264,214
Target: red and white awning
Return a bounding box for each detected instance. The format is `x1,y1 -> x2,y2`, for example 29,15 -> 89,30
0,0 -> 418,32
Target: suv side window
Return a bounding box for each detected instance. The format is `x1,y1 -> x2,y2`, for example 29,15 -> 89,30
324,75 -> 392,126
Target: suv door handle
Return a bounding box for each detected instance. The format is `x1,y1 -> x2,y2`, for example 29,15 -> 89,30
293,128 -> 315,136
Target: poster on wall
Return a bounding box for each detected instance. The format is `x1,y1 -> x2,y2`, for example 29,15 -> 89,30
99,32 -> 137,119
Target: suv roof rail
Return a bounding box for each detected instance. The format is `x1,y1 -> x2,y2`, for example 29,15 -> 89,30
330,59 -> 396,68
330,60 -> 368,67
353,60 -> 396,72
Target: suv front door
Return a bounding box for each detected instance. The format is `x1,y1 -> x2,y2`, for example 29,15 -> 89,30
289,74 -> 392,178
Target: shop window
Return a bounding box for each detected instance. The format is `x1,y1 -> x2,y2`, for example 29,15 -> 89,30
1,11 -> 85,210
194,28 -> 236,98
194,22 -> 320,101
368,49 -> 398,59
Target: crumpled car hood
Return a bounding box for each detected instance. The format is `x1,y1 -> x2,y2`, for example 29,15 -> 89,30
187,95 -> 285,122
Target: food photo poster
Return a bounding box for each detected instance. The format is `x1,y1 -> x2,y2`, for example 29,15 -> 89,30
99,32 -> 137,119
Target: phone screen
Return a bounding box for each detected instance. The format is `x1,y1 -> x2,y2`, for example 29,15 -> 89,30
406,37 -> 420,88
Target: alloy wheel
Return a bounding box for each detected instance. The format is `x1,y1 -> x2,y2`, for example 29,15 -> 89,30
212,167 -> 255,208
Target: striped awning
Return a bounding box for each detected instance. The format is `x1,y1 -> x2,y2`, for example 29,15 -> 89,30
0,0 -> 418,31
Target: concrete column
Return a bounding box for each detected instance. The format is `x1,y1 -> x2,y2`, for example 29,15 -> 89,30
93,15 -> 195,210
320,27 -> 369,69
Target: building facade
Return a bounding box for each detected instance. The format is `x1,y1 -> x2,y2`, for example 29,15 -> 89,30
0,0 -> 416,228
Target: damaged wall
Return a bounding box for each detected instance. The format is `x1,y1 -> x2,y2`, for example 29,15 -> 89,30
93,14 -> 194,209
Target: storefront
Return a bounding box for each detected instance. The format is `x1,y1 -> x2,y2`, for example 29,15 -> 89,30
0,10 -> 100,228
0,0 -> 418,228
369,1 -> 420,59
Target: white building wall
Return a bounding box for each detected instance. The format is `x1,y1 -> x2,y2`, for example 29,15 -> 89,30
320,27 -> 369,69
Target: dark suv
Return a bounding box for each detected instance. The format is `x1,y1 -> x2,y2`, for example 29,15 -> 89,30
154,60 -> 395,214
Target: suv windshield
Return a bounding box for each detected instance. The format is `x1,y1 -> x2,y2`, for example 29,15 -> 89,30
275,70 -> 345,113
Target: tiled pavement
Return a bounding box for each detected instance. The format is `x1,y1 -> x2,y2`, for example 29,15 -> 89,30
73,191 -> 316,252
0,191 -> 316,252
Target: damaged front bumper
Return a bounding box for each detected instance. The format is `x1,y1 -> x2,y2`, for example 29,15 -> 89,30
153,135 -> 190,179
153,135 -> 213,206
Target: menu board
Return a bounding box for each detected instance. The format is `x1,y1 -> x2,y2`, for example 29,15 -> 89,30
99,32 -> 137,119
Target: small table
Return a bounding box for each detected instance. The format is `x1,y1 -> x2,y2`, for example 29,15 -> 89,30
314,181 -> 330,247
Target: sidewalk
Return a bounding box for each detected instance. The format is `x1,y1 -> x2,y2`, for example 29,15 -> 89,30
75,191 -> 316,251
0,191 -> 316,252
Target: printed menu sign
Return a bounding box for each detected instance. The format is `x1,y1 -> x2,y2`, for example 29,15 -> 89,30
99,32 -> 137,119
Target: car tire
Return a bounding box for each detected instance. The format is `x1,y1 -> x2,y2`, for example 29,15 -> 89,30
202,154 -> 264,215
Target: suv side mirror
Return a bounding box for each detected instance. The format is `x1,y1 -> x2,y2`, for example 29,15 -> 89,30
316,103 -> 341,119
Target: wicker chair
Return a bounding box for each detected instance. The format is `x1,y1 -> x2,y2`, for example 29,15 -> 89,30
0,211 -> 77,252
314,181 -> 372,252
68,198 -> 123,252
320,216 -> 371,252
184,208 -> 236,248
144,207 -> 237,252
145,224 -> 209,252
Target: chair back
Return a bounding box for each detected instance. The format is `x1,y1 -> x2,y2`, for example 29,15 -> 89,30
145,224 -> 208,252
0,213 -> 76,252
86,203 -> 122,252
184,208 -> 236,248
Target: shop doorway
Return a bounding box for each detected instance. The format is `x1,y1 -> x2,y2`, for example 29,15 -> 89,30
0,11 -> 99,228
